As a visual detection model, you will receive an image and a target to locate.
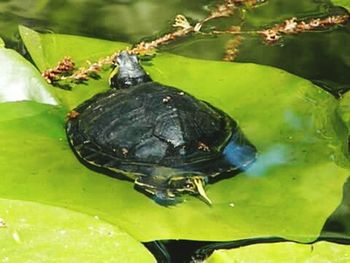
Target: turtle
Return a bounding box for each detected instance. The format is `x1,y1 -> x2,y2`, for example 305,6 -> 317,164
66,51 -> 257,205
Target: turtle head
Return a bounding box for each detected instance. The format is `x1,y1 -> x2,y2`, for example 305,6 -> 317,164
109,51 -> 152,89
168,175 -> 212,205
135,174 -> 212,205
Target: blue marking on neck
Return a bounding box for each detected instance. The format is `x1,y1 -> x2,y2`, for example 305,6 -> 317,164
223,139 -> 256,169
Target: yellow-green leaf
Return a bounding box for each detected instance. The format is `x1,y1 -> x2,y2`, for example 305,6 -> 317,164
206,241 -> 350,263
0,198 -> 155,262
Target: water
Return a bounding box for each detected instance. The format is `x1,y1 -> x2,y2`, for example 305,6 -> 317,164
1,0 -> 350,261
1,0 -> 349,96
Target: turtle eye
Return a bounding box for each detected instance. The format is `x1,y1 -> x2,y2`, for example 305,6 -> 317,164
184,182 -> 194,189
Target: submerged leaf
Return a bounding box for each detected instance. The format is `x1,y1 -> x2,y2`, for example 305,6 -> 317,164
206,241 -> 350,262
4,28 -> 349,242
0,198 -> 155,262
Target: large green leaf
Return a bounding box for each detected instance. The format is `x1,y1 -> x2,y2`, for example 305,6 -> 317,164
0,198 -> 155,262
206,241 -> 350,262
5,27 -> 349,242
0,39 -> 57,105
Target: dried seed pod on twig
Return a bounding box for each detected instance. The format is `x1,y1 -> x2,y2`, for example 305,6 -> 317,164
223,35 -> 244,61
260,14 -> 349,44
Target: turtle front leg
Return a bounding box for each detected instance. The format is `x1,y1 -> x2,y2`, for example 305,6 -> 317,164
153,190 -> 179,205
134,176 -> 179,205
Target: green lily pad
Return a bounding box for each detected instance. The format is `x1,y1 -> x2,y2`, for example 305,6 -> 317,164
0,198 -> 155,262
6,27 -> 349,243
332,0 -> 350,11
206,241 -> 350,262
0,41 -> 57,105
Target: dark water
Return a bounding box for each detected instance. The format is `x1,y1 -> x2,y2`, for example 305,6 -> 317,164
1,0 -> 349,96
1,0 -> 349,262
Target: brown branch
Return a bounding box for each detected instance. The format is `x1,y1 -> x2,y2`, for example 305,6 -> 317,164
202,0 -> 237,23
131,15 -> 196,55
231,0 -> 266,7
131,0 -> 240,55
223,35 -> 244,61
42,53 -> 117,84
260,14 -> 349,44
42,0 -> 242,84
61,53 -> 117,82
42,1 -> 348,85
42,57 -> 75,83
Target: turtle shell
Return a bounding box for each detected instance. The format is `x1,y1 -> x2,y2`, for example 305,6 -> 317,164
66,82 -> 251,179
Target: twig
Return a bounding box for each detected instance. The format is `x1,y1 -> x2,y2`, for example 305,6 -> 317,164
42,53 -> 117,84
131,15 -> 197,55
41,1 -> 348,85
223,35 -> 244,61
61,53 -> 117,82
131,0 -> 242,55
44,0 -> 241,84
42,57 -> 75,83
260,14 -> 349,44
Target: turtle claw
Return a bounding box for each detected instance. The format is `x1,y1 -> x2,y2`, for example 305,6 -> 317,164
153,191 -> 180,206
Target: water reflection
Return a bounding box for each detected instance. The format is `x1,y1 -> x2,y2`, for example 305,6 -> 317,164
284,110 -> 303,130
322,177 -> 350,239
0,0 -> 349,97
246,145 -> 288,177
